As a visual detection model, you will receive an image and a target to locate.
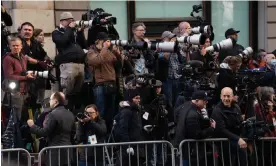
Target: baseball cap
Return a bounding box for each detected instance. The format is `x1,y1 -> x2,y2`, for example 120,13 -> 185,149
161,31 -> 176,39
225,28 -> 240,38
60,12 -> 74,21
191,90 -> 211,101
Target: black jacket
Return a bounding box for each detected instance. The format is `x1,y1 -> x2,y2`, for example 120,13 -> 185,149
52,27 -> 86,65
30,105 -> 75,146
20,37 -> 47,71
76,117 -> 107,161
114,101 -> 143,142
1,10 -> 12,54
218,43 -> 244,63
217,63 -> 238,100
174,102 -> 214,147
211,102 -> 243,141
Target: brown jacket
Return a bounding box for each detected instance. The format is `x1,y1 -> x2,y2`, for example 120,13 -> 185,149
3,52 -> 28,93
87,47 -> 119,84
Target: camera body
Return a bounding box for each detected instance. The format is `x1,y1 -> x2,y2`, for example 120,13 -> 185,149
80,9 -> 117,27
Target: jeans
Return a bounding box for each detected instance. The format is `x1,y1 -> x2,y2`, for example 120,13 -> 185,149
93,84 -> 116,133
163,78 -> 179,108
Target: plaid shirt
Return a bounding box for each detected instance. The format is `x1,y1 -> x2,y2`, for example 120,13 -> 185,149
168,53 -> 182,79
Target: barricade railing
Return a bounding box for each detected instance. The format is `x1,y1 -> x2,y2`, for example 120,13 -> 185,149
178,137 -> 276,166
37,140 -> 176,166
1,148 -> 32,166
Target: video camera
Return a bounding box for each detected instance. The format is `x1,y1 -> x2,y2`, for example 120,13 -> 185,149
236,69 -> 266,91
78,8 -> 117,28
242,116 -> 273,139
125,73 -> 157,88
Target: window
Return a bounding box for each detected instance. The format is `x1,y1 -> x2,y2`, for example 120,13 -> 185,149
135,1 -> 202,19
211,1 -> 249,47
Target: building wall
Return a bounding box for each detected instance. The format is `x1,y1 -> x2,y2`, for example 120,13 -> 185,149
267,1 -> 276,52
258,1 -> 276,52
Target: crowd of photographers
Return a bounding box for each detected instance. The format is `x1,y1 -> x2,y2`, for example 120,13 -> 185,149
1,5 -> 276,166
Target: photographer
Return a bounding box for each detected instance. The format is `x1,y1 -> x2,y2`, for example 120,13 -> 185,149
2,37 -> 41,121
217,56 -> 242,102
178,22 -> 192,61
258,53 -> 276,87
248,49 -> 266,69
174,90 -> 216,166
52,12 -> 86,112
218,28 -> 245,63
87,32 -> 121,133
211,87 -> 247,166
129,22 -> 155,74
114,89 -> 143,166
255,86 -> 276,137
19,22 -> 50,108
155,31 -> 185,109
76,104 -> 107,166
254,86 -> 276,166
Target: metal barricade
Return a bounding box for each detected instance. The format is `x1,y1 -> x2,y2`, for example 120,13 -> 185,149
1,148 -> 32,166
38,140 -> 176,166
178,137 -> 276,166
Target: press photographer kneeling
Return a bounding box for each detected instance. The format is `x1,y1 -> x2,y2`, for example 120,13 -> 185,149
76,104 -> 107,166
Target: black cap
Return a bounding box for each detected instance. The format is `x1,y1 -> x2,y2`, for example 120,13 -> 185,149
127,89 -> 140,102
225,28 -> 240,38
191,90 -> 211,101
96,32 -> 111,41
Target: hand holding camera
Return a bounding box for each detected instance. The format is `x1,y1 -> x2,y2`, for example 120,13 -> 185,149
69,21 -> 76,28
26,71 -> 36,80
76,112 -> 91,123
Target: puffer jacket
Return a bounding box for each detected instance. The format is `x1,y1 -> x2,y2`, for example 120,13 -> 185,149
114,101 -> 143,142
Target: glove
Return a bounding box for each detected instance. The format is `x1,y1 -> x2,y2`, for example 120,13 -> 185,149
38,60 -> 48,69
126,147 -> 134,155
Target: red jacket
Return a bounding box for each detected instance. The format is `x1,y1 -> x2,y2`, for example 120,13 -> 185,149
3,52 -> 29,93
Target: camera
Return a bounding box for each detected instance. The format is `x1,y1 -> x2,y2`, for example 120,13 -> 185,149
147,41 -> 178,52
242,117 -> 272,139
76,112 -> 89,120
192,25 -> 213,35
238,47 -> 253,59
236,69 -> 266,91
80,9 -> 117,27
205,38 -> 236,52
176,34 -> 206,45
27,70 -> 57,83
111,40 -> 148,50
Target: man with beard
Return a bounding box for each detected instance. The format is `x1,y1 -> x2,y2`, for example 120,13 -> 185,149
27,92 -> 75,166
